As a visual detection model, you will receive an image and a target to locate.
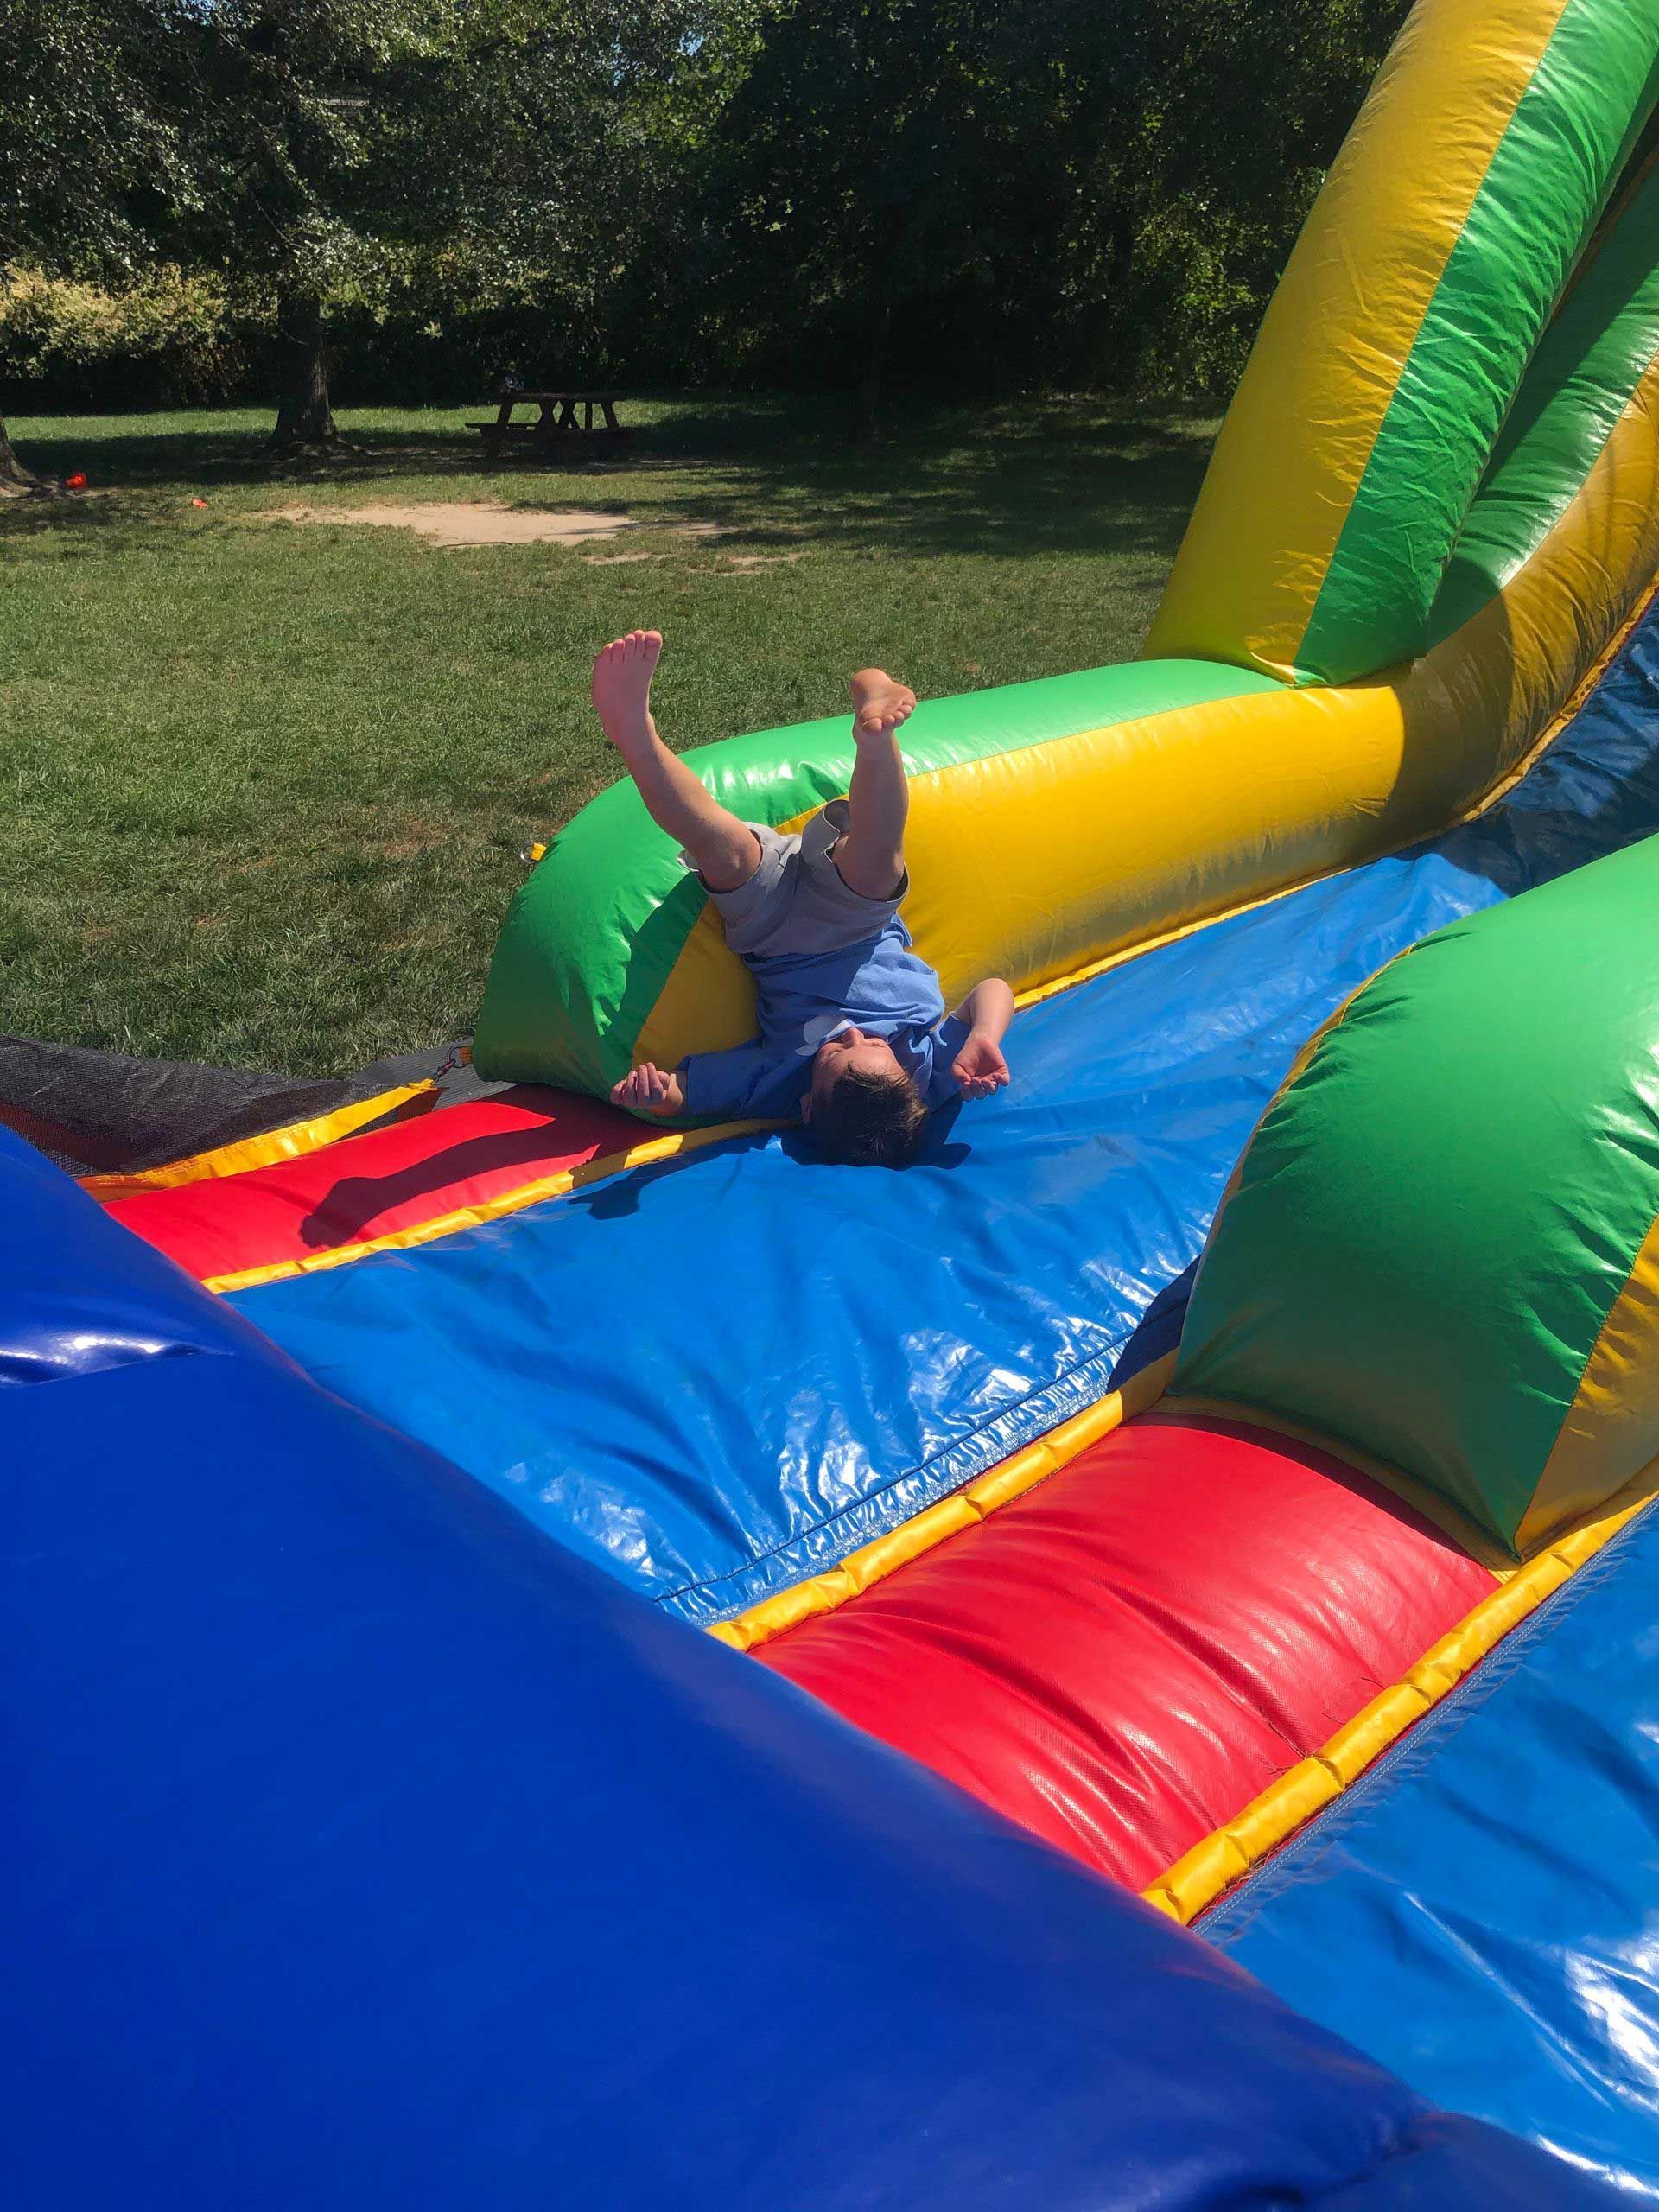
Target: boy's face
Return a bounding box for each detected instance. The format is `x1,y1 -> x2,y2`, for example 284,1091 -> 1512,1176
802,1027 -> 905,1121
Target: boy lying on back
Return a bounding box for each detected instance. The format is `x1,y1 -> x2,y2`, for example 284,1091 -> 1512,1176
594,629 -> 1014,1166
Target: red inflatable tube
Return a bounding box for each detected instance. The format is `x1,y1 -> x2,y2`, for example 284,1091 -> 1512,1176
103,1087 -> 641,1285
760,1414 -> 1494,1891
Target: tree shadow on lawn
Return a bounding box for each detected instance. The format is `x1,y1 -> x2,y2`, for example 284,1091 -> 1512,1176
3,397 -> 1218,566
569,395 -> 1219,563
5,424 -> 485,494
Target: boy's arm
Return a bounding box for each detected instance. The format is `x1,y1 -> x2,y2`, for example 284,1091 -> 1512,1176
610,1045 -> 805,1126
948,978 -> 1014,1101
610,1062 -> 686,1116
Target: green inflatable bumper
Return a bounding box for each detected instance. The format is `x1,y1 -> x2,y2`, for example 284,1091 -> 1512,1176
1171,832 -> 1659,1560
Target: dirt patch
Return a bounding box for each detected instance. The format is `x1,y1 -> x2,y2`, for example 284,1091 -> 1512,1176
379,816 -> 451,859
268,501 -> 637,550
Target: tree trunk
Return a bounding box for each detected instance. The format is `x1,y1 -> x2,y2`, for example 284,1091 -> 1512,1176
267,291 -> 339,453
851,295 -> 893,443
0,410 -> 41,493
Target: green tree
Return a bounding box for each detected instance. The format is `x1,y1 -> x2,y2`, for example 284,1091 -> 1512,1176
365,0 -> 741,391
0,0 -> 190,485
704,0 -> 1408,426
1026,0 -> 1412,391
136,2 -> 480,452
709,0 -> 1058,436
2,0 -> 1418,461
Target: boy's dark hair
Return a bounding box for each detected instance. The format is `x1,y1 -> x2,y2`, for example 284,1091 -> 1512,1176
810,1065 -> 929,1168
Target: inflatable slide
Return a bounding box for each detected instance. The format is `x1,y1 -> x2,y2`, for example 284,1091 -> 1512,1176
11,1 -> 1659,2202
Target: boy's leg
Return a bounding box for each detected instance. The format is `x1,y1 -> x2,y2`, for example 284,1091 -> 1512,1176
591,631 -> 760,892
835,668 -> 917,899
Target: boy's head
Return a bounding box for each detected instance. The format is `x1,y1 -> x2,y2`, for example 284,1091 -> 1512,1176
803,1027 -> 928,1167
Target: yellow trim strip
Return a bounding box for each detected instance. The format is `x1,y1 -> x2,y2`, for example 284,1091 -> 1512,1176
709,1352 -> 1178,1654
1141,1466 -> 1659,1927
81,1080 -> 437,1200
207,1116 -> 776,1296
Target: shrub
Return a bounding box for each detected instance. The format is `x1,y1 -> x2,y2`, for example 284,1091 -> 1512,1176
0,264 -> 262,406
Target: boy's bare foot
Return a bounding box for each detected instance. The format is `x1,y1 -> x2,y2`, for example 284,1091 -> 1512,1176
592,628 -> 664,760
849,666 -> 917,741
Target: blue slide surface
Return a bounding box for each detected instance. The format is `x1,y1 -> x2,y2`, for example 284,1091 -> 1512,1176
233,607 -> 1659,1624
1205,1496 -> 1659,2197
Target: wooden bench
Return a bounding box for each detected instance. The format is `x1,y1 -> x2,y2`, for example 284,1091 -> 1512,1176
468,390 -> 632,465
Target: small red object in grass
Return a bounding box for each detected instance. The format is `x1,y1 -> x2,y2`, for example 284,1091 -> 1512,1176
64,471 -> 87,489
190,498 -> 208,509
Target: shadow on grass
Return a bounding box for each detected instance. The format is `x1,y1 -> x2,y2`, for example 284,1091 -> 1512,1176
10,423 -> 470,490
3,395 -> 1218,564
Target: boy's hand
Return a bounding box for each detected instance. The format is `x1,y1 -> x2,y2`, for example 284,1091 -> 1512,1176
611,1062 -> 685,1117
952,1029 -> 1010,1102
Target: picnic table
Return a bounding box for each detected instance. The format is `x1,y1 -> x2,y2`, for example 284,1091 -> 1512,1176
469,389 -> 632,464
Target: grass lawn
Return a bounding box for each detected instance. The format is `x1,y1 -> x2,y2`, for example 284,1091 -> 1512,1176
1,394 -> 1217,1077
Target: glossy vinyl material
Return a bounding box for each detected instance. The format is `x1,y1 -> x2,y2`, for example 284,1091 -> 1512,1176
1205,1489 -> 1659,2198
474,334 -> 1659,1112
1294,0 -> 1659,683
0,1109 -> 261,1386
229,599 -> 1659,1625
1429,158 -> 1659,642
1173,833 -> 1659,1559
104,1084 -> 639,1285
1149,0 -> 1659,683
6,1124 -> 1609,2211
759,1414 -> 1495,1890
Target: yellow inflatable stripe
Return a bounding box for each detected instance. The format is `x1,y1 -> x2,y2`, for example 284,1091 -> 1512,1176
1142,1468 -> 1659,1926
1145,0 -> 1573,682
707,1353 -> 1177,1654
203,1116 -> 779,1296
81,1079 -> 438,1200
1519,1211 -> 1659,1553
1046,550 -> 1653,1035
638,685 -> 1445,1079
